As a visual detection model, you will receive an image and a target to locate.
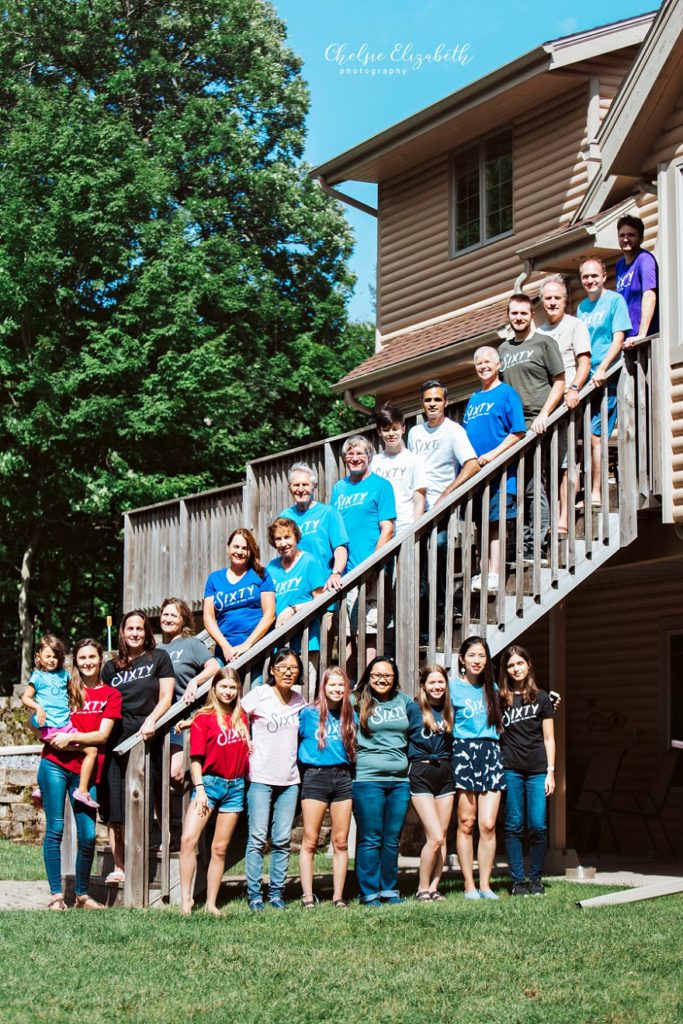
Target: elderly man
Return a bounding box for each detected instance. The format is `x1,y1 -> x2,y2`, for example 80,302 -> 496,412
330,435 -> 396,666
576,258 -> 631,508
537,274 -> 592,535
615,215 -> 659,346
499,293 -> 565,563
463,346 -> 525,592
280,462 -> 348,591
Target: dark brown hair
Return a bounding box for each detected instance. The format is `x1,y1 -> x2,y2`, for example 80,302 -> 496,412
227,528 -> 265,579
355,656 -> 400,737
70,638 -> 104,711
160,597 -> 196,638
498,644 -> 539,708
457,635 -> 502,732
115,610 -> 156,669
35,634 -> 66,671
268,517 -> 302,546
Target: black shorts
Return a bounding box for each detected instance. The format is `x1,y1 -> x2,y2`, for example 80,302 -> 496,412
451,738 -> 505,793
408,760 -> 455,799
300,765 -> 353,804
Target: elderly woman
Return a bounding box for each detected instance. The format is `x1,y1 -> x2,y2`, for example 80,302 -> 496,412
203,528 -> 276,665
101,611 -> 175,884
266,517 -> 326,675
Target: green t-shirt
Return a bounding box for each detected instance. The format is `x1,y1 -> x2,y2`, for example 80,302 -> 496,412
354,690 -> 410,782
498,332 -> 565,427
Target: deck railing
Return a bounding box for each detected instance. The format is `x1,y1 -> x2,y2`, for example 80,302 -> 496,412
114,336 -> 661,906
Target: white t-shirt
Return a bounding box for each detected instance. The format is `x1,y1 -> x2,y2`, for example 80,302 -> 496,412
371,447 -> 427,531
241,685 -> 306,786
407,419 -> 477,509
537,314 -> 590,388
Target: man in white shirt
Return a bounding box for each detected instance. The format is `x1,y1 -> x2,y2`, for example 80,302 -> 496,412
372,404 -> 427,533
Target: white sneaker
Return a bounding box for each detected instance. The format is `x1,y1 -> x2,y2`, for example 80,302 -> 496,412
471,573 -> 499,592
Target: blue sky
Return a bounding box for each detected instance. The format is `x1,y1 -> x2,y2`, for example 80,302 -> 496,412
274,0 -> 659,321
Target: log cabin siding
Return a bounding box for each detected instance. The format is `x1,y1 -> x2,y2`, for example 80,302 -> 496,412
378,86 -> 590,334
649,91 -> 683,167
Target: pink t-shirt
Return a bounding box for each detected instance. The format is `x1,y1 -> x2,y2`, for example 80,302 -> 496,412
241,686 -> 306,786
189,710 -> 250,780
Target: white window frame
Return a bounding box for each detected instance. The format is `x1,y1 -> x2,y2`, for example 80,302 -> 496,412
449,129 -> 513,258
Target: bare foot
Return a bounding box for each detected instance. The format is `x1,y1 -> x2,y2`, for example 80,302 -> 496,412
204,905 -> 221,917
180,900 -> 195,916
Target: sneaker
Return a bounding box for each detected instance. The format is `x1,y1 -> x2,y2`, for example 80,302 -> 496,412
362,898 -> 382,908
464,889 -> 481,901
268,897 -> 287,910
74,790 -> 100,810
471,573 -> 499,593
382,895 -> 404,905
479,889 -> 500,900
248,899 -> 265,912
522,552 -> 549,568
510,881 -> 530,897
528,880 -> 545,896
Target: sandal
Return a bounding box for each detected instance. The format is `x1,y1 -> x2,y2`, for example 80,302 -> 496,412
47,894 -> 67,911
300,894 -> 318,909
105,868 -> 125,885
75,894 -> 105,910
430,891 -> 447,901
332,899 -> 348,909
415,890 -> 433,902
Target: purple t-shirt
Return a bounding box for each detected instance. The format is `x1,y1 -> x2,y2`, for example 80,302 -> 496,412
241,685 -> 306,786
616,249 -> 659,338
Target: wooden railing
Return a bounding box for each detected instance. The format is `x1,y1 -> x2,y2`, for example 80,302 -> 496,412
115,337 -> 661,906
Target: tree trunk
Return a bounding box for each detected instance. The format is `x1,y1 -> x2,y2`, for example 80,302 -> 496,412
18,525 -> 42,688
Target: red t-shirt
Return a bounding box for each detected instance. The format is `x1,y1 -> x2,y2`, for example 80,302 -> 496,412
189,710 -> 250,781
41,684 -> 123,783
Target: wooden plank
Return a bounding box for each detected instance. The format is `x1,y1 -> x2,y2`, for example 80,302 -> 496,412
617,355 -> 638,546
160,730 -> 171,901
427,523 -> 438,663
532,443 -> 542,600
396,537 -> 418,688
515,457 -> 525,616
479,484 -> 490,641
549,427 -> 559,587
461,498 -> 473,639
495,468 -> 507,633
123,743 -> 149,908
583,402 -> 593,560
567,413 -> 577,572
577,879 -> 683,908
549,603 -> 566,851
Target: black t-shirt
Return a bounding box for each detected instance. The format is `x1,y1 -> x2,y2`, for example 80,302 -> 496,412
406,701 -> 452,761
102,649 -> 175,741
500,690 -> 554,773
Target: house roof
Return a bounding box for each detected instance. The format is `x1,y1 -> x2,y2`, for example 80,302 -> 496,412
515,197 -> 641,270
333,297 -> 519,394
313,14 -> 654,186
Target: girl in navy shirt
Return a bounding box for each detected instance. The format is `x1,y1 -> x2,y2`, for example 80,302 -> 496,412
407,664 -> 454,902
450,636 -> 504,900
298,666 -> 356,908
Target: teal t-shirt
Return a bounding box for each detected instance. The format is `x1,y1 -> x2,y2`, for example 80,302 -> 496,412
354,690 -> 410,782
449,677 -> 500,741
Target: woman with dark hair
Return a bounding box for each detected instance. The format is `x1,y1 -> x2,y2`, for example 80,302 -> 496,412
100,611 -> 175,885
203,528 -> 276,665
450,636 -> 504,900
407,664 -> 454,902
499,645 -> 555,897
298,666 -> 356,908
37,638 -> 122,909
159,597 -> 220,783
240,648 -> 306,910
352,656 -> 410,907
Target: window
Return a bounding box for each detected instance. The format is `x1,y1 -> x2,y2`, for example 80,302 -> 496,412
668,631 -> 683,749
451,130 -> 513,255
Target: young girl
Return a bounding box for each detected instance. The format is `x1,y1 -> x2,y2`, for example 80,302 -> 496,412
407,664 -> 454,901
178,667 -> 250,916
298,666 -> 356,908
22,634 -> 100,809
450,636 -> 504,900
499,645 -> 556,897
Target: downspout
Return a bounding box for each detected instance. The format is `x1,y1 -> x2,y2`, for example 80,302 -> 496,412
514,258 -> 533,294
344,389 -> 373,415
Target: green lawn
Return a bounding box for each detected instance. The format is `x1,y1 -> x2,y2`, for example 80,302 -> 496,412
0,838 -> 45,881
0,877 -> 681,1024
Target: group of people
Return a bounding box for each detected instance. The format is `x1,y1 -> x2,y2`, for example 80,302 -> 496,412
27,620 -> 556,911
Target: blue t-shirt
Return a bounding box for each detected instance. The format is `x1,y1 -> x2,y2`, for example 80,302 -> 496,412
29,668 -> 71,730
463,382 -> 526,494
330,472 -> 396,572
266,550 -> 326,652
449,677 -> 500,741
279,502 -> 348,573
298,705 -> 353,766
406,701 -> 452,761
203,566 -> 275,647
577,289 -> 632,375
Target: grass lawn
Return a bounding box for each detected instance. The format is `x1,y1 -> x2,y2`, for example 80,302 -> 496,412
0,874 -> 681,1024
0,838 -> 45,881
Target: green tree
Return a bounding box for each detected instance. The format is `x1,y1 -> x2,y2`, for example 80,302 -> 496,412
0,0 -> 372,686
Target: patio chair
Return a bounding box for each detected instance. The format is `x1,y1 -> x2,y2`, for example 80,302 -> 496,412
567,748 -> 627,859
610,748 -> 679,858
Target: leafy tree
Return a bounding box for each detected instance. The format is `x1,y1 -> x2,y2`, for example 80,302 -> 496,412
0,0 -> 372,687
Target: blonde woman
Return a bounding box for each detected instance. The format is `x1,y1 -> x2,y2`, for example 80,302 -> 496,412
178,667 -> 250,916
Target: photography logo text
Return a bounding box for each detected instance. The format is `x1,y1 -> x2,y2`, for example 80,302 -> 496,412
325,42 -> 473,76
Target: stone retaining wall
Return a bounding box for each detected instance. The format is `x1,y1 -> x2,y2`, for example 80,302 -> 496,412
0,750 -> 44,842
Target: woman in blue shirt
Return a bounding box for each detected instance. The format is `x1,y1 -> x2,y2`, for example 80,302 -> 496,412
298,666 -> 356,908
407,664 -> 454,902
450,635 -> 504,900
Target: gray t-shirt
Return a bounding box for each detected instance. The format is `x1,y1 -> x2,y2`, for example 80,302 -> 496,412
498,332 -> 565,427
159,636 -> 213,698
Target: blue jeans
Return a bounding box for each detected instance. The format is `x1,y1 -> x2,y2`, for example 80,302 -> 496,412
504,769 -> 548,882
37,758 -> 98,897
352,780 -> 410,902
245,782 -> 299,902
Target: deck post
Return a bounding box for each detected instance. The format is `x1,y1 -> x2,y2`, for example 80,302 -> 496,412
548,602 -> 569,860
123,742 -> 149,908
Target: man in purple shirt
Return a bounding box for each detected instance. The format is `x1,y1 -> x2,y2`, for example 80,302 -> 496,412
615,215 -> 659,346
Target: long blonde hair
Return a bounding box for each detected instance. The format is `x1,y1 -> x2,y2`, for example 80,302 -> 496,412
417,664 -> 453,733
194,667 -> 249,740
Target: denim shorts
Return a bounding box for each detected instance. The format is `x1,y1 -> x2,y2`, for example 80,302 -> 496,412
192,774 -> 245,813
590,389 -> 618,437
300,765 -> 353,803
408,759 -> 455,799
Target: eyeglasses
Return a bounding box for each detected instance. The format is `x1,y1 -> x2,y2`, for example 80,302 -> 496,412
274,665 -> 298,675
369,673 -> 394,682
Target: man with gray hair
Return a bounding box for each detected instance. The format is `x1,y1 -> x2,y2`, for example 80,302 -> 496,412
280,462 -> 348,591
537,274 -> 591,534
